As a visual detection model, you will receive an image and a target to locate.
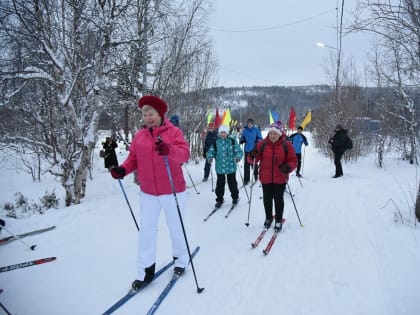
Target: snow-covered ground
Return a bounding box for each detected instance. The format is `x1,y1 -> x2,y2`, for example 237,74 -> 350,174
0,133 -> 419,315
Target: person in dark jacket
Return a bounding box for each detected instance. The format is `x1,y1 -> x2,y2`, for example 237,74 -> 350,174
102,137 -> 119,169
240,118 -> 262,185
288,126 -> 308,177
249,121 -> 297,231
328,124 -> 353,178
202,122 -> 218,181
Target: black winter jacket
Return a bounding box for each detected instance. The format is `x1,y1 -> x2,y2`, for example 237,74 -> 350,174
329,129 -> 351,153
203,131 -> 218,158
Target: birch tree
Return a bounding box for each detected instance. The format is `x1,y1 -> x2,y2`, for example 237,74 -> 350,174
0,0 -> 134,205
351,0 -> 419,164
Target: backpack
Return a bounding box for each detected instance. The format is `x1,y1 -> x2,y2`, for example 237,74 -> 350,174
213,137 -> 236,154
259,140 -> 288,159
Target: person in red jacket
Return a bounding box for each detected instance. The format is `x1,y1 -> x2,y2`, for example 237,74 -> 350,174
110,95 -> 190,291
249,121 -> 297,232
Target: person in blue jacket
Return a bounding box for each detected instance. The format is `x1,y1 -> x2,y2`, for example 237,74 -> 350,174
169,114 -> 180,128
288,126 -> 308,177
240,118 -> 262,185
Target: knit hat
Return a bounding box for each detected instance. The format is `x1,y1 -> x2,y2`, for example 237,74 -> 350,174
138,95 -> 168,118
268,121 -> 282,135
247,118 -> 254,124
218,125 -> 229,134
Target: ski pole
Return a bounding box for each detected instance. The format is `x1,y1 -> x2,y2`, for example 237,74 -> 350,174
301,146 -> 306,175
245,158 -> 256,226
184,164 -> 200,194
237,166 -> 250,203
297,175 -> 303,188
117,179 -> 139,231
0,300 -> 11,315
286,183 -> 304,227
210,164 -> 214,192
2,226 -> 36,250
158,138 -> 204,293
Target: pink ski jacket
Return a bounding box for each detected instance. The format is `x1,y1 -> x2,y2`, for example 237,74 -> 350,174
120,119 -> 190,195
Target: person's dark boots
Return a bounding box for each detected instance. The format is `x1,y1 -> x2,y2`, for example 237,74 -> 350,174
132,263 -> 155,291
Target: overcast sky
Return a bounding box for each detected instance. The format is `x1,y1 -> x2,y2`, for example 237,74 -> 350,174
208,0 -> 372,87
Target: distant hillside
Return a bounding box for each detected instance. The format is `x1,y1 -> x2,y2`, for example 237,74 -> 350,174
202,85 -> 419,128
203,85 -> 333,127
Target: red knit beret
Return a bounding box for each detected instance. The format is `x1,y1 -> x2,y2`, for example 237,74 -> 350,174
138,95 -> 168,118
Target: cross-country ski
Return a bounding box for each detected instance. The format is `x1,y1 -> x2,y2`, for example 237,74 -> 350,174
224,203 -> 239,218
103,259 -> 175,315
0,226 -> 56,245
145,246 -> 201,315
0,257 -> 56,273
103,246 -> 200,315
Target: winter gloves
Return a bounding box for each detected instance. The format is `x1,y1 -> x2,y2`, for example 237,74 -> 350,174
110,167 -> 126,179
279,163 -> 292,174
155,141 -> 172,156
249,149 -> 258,158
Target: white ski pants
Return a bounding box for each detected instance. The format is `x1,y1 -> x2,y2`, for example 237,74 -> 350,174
136,191 -> 188,281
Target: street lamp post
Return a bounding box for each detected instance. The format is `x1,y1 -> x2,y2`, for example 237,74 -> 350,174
316,41 -> 341,104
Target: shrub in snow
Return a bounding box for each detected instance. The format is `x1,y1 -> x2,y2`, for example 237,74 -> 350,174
40,191 -> 59,211
2,191 -> 60,218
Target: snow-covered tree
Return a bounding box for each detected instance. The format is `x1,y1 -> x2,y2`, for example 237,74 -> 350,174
0,0 -> 215,204
351,0 -> 419,164
0,0 -> 142,205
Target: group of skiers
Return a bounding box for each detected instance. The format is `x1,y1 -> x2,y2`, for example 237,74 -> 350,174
106,95 -> 352,292
202,118 -> 306,232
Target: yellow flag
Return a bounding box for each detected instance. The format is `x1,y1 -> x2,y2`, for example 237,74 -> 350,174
222,108 -> 232,127
269,110 -> 274,125
300,111 -> 312,129
207,109 -> 213,124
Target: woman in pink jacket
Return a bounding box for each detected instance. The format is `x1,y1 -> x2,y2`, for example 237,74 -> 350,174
248,121 -> 297,232
110,95 -> 190,291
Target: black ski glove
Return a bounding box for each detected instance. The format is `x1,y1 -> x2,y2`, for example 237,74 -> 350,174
279,164 -> 292,174
110,167 -> 126,179
249,149 -> 258,158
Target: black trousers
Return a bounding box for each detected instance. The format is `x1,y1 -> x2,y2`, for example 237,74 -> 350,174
215,173 -> 239,202
333,151 -> 344,176
296,153 -> 302,174
262,183 -> 286,222
244,152 -> 259,183
203,159 -> 212,179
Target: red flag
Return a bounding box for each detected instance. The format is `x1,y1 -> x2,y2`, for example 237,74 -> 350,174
215,108 -> 221,128
288,107 -> 296,130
